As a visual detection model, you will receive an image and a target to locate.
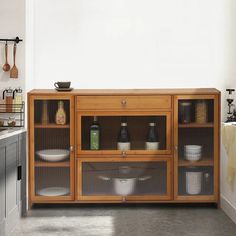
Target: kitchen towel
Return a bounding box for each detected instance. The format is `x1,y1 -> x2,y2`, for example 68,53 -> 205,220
222,123 -> 236,188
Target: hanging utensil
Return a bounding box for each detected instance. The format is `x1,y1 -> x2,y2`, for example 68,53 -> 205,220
10,42 -> 18,78
2,42 -> 11,72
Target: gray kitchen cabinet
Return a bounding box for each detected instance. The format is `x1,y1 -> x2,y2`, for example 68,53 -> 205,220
18,132 -> 26,216
0,131 -> 26,236
0,140 -> 6,236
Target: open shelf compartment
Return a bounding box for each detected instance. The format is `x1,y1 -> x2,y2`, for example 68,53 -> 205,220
78,113 -> 172,155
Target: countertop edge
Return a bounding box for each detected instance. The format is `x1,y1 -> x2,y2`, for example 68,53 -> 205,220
0,128 -> 26,141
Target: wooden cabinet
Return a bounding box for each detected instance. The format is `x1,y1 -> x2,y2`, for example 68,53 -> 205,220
28,89 -> 220,205
28,95 -> 75,203
174,95 -> 220,202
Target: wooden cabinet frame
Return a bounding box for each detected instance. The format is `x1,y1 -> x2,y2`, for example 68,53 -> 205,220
27,89 -> 220,205
28,95 -> 75,203
173,95 -> 220,202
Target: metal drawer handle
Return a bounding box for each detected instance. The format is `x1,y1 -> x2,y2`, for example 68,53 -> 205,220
17,166 -> 22,181
70,146 -> 74,152
122,151 -> 127,157
121,100 -> 127,106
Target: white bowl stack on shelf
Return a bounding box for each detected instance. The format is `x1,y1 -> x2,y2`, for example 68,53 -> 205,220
184,145 -> 202,161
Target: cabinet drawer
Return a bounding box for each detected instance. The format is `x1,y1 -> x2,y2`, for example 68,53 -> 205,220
76,96 -> 171,110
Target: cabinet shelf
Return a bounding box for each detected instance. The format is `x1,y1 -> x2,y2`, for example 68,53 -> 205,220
178,158 -> 213,167
35,161 -> 70,167
178,123 -> 214,128
35,123 -> 70,129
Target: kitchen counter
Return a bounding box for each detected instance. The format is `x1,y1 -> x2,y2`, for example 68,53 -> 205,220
0,128 -> 26,140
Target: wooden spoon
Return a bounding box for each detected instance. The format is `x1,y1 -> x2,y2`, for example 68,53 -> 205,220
2,42 -> 11,72
10,43 -> 18,78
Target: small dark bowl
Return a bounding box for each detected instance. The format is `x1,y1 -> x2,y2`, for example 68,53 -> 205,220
54,81 -> 71,89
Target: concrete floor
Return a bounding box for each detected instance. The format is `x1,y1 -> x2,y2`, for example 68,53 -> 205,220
12,204 -> 236,236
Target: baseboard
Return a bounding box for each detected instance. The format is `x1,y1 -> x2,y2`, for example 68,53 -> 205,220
221,195 -> 236,224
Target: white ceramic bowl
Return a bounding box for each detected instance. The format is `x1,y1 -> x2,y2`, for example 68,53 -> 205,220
184,145 -> 202,153
37,187 -> 70,196
184,145 -> 202,161
184,153 -> 202,161
36,149 -> 70,162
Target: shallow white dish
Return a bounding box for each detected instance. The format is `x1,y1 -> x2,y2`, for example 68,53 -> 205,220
36,149 -> 70,162
37,187 -> 70,196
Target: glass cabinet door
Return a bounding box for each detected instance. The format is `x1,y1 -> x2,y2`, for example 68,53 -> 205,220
76,112 -> 172,156
30,97 -> 74,200
77,158 -> 171,201
174,95 -> 219,201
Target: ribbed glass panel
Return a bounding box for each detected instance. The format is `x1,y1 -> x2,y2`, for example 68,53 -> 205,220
82,162 -> 167,196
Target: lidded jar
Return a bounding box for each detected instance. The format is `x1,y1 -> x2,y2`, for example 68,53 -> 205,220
179,102 -> 192,124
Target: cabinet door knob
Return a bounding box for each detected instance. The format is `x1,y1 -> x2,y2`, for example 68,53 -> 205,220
70,146 -> 74,152
122,151 -> 127,157
121,100 -> 127,106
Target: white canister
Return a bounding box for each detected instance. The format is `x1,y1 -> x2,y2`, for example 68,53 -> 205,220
145,142 -> 160,150
117,142 -> 131,151
186,171 -> 202,195
113,178 -> 136,195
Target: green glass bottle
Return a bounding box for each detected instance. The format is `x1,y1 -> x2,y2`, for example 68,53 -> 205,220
90,116 -> 100,150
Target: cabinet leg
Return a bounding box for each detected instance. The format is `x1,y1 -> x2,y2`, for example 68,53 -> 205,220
28,200 -> 33,210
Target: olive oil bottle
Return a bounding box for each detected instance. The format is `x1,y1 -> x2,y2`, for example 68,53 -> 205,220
55,101 -> 66,125
90,116 -> 100,150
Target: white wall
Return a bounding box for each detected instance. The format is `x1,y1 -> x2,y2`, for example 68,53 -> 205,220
31,0 -> 235,90
0,0 -> 25,97
28,0 -> 236,221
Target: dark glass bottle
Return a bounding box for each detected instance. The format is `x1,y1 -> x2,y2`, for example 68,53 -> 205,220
147,122 -> 158,142
145,122 -> 159,150
117,122 -> 131,150
90,116 -> 100,150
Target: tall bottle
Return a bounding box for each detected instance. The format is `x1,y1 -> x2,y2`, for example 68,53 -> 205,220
117,121 -> 131,150
55,101 -> 66,125
90,116 -> 100,150
145,122 -> 160,150
41,100 -> 49,124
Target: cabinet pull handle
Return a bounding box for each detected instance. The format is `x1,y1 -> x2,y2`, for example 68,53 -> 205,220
122,151 -> 127,158
122,196 -> 126,202
121,100 -> 127,106
17,166 -> 22,181
70,146 -> 74,152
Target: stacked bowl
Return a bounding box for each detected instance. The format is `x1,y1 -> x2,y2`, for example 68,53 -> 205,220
184,145 -> 202,161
